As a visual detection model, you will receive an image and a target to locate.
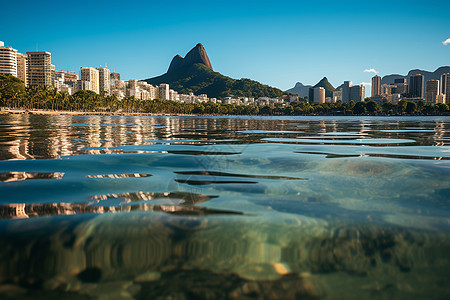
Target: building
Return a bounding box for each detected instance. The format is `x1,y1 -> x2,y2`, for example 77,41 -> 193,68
371,75 -> 381,97
16,53 -> 27,86
409,74 -> 424,98
56,71 -> 78,87
0,41 -> 18,77
349,85 -> 365,102
110,72 -> 120,82
332,89 -> 342,103
342,81 -> 352,103
27,51 -> 52,86
425,80 -> 439,104
80,67 -> 99,94
441,73 -> 450,97
392,78 -> 408,95
310,87 -> 325,103
97,67 -> 110,96
76,80 -> 91,92
159,83 -> 170,100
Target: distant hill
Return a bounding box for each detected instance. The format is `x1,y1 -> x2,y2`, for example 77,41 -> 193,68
286,77 -> 335,98
312,77 -> 335,98
285,82 -> 312,98
144,43 -> 285,99
382,66 -> 450,85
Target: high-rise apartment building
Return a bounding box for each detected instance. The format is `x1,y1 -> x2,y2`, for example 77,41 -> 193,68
441,73 -> 450,96
349,85 -> 365,102
425,80 -> 439,104
0,41 -> 18,77
27,51 -> 52,86
159,83 -> 170,100
314,87 -> 325,103
392,78 -> 408,95
16,53 -> 27,86
97,67 -> 110,96
371,75 -> 381,97
409,74 -> 424,98
342,81 -> 352,103
80,67 -> 99,94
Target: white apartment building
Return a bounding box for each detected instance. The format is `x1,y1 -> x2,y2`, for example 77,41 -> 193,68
80,67 -> 99,94
0,41 -> 18,77
159,83 -> 170,100
97,67 -> 110,96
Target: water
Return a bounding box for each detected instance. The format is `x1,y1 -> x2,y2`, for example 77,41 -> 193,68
0,114 -> 449,299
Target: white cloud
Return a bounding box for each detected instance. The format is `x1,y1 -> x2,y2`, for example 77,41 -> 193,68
443,38 -> 450,45
364,68 -> 378,74
361,82 -> 372,86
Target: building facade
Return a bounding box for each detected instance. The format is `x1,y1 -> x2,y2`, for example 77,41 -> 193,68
349,85 -> 365,102
159,84 -> 170,100
342,81 -> 352,103
0,41 -> 18,77
80,67 -> 99,94
425,80 -> 439,104
409,74 -> 424,98
97,67 -> 110,96
371,75 -> 381,97
16,53 -> 27,85
27,51 -> 52,86
311,87 -> 325,103
441,73 -> 450,98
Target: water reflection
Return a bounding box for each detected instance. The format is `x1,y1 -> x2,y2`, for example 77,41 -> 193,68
0,171 -> 64,182
0,115 -> 449,160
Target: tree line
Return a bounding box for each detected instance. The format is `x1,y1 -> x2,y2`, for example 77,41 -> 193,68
1,74 -> 449,115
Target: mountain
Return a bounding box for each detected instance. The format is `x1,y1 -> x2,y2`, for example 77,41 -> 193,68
144,43 -> 285,99
312,77 -> 335,98
382,66 -> 450,85
167,43 -> 213,73
285,82 -> 312,98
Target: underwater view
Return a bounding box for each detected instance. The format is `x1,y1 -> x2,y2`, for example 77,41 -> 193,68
0,114 -> 449,299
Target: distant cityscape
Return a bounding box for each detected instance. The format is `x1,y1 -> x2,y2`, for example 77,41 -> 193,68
1,40 -> 449,107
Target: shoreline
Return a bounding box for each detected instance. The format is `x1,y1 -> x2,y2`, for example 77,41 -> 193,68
1,108 -> 449,117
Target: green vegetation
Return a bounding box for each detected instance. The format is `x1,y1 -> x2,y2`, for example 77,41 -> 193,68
1,74 -> 449,116
145,63 -> 285,99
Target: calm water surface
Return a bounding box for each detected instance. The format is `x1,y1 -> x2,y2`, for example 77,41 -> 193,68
0,114 -> 449,299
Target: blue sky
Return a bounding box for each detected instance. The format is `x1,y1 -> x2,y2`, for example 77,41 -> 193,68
2,0 -> 449,95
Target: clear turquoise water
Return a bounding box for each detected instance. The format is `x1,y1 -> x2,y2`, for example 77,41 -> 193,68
0,114 -> 449,299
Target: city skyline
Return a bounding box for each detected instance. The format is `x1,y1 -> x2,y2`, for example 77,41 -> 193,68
1,0 -> 449,96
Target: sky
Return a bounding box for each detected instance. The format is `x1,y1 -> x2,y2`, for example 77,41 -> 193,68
1,0 -> 449,96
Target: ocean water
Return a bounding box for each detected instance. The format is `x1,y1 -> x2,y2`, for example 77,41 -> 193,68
0,114 -> 449,299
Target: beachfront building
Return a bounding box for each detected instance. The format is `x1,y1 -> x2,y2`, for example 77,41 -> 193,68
159,84 -> 170,100
97,67 -> 110,96
0,41 -> 18,77
425,80 -> 439,104
16,53 -> 27,86
80,67 -> 99,94
371,75 -> 381,97
27,51 -> 52,87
